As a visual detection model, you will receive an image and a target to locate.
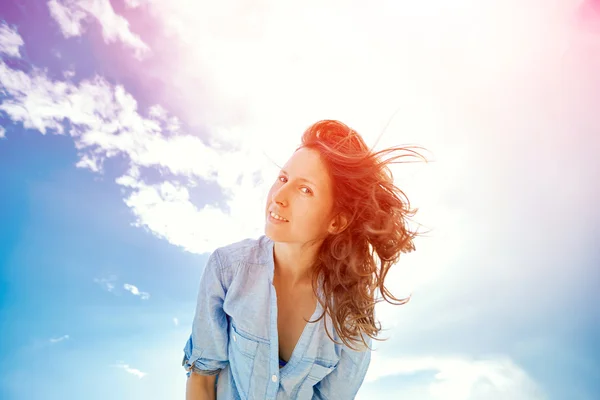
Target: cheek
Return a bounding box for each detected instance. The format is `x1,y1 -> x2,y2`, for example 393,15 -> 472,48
297,207 -> 324,226
266,186 -> 275,202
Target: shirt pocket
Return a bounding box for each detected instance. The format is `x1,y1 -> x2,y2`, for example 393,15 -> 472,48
228,321 -> 260,398
294,360 -> 336,398
307,362 -> 335,381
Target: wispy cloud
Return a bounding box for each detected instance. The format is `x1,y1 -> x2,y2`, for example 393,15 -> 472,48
173,317 -> 179,327
123,283 -> 150,300
95,277 -> 149,299
365,354 -> 545,400
0,126 -> 6,139
49,334 -> 70,344
94,276 -> 117,292
0,22 -> 24,58
47,0 -> 149,59
112,361 -> 146,379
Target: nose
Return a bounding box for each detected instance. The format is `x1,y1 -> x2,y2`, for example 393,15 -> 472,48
271,186 -> 288,207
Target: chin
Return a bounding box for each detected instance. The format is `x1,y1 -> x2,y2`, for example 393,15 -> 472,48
264,225 -> 289,243
264,225 -> 278,240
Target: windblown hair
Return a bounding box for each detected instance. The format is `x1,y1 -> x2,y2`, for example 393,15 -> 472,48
300,120 -> 429,351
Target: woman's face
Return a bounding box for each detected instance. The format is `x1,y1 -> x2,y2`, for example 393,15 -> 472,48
264,147 -> 336,244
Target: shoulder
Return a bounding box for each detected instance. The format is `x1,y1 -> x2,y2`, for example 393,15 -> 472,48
214,234 -> 272,266
210,235 -> 272,286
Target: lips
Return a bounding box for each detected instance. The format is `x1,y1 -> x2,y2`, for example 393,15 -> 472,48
268,210 -> 289,222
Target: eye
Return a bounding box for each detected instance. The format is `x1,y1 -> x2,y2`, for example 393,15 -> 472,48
278,176 -> 313,195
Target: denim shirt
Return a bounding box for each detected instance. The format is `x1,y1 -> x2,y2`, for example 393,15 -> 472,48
182,235 -> 372,399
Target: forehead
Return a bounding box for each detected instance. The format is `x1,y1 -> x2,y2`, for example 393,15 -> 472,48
282,147 -> 331,187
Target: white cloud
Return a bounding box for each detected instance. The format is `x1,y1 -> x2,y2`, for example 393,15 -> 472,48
365,353 -> 545,400
124,0 -> 149,8
49,334 -> 70,343
113,361 -> 146,378
63,67 -> 76,79
173,317 -> 179,326
0,126 -> 6,139
94,276 -> 116,292
95,277 -> 150,300
47,0 -> 87,38
129,0 -> 577,142
0,0 -> 596,280
1,0 -> 595,275
123,283 -> 150,300
0,22 -> 24,58
47,0 -> 150,59
75,153 -> 103,173
0,56 -> 275,253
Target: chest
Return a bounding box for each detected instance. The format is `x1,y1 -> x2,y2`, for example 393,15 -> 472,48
274,284 -> 318,363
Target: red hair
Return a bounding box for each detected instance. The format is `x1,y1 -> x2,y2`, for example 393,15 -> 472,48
298,120 -> 429,351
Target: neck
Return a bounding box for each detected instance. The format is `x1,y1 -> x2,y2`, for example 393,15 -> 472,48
273,240 -> 323,288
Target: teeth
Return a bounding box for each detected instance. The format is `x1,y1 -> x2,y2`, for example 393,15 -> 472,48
270,211 -> 288,222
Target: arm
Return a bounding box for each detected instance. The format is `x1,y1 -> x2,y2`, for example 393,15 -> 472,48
182,249 -> 229,397
186,373 -> 217,400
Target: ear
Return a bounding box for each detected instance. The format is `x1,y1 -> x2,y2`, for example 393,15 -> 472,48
328,213 -> 348,235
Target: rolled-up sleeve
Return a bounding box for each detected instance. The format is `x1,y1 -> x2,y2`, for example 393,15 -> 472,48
313,335 -> 372,399
182,249 -> 229,378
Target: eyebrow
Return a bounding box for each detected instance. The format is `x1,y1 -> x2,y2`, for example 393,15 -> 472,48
280,170 -> 316,187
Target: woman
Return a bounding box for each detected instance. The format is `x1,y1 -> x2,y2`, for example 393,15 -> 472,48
183,120 -> 426,399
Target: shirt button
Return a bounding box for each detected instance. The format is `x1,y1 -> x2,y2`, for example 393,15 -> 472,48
233,334 -> 237,342
271,374 -> 278,382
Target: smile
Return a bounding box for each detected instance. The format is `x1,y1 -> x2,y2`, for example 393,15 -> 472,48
269,211 -> 289,222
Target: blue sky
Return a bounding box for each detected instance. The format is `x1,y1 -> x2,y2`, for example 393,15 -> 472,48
0,117 -> 203,398
1,1 -> 599,399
